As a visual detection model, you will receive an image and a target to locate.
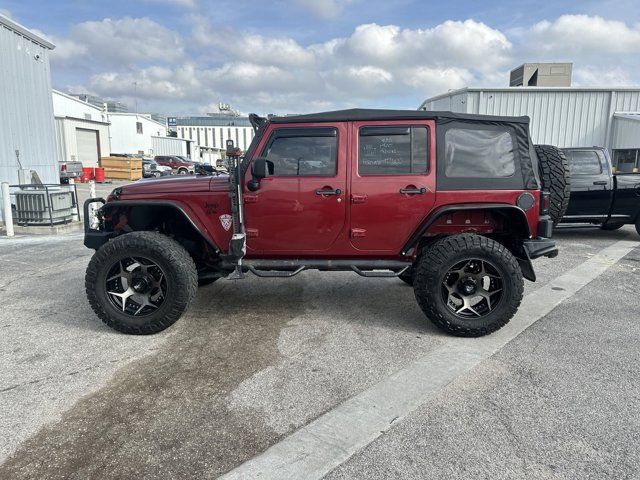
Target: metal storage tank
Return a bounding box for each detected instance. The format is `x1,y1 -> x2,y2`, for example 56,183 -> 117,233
419,87 -> 640,156
0,14 -> 58,185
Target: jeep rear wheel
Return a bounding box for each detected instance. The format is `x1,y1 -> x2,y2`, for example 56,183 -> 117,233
85,231 -> 197,334
414,234 -> 524,337
534,145 -> 571,226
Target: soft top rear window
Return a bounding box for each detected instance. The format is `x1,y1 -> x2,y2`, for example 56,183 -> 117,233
444,128 -> 515,178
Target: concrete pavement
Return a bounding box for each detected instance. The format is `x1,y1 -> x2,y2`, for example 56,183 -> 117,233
0,226 -> 638,479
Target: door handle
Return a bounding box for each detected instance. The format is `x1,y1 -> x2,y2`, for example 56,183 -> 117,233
315,188 -> 342,196
400,187 -> 427,195
593,180 -> 607,186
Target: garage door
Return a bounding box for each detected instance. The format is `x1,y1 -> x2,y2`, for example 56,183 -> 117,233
76,128 -> 99,167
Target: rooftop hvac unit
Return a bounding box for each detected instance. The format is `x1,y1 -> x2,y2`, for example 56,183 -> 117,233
14,188 -> 75,225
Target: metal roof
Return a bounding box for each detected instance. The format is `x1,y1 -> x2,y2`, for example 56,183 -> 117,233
613,112 -> 640,121
422,86 -> 640,105
0,14 -> 54,49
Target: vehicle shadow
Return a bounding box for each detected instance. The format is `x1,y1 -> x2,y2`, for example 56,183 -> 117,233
553,224 -> 638,242
191,272 -> 442,337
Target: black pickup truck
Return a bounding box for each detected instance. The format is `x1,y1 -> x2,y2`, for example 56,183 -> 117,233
560,147 -> 640,235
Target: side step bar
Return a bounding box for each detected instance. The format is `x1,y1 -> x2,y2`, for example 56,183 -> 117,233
241,259 -> 411,279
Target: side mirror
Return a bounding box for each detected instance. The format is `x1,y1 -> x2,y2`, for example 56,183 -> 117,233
248,157 -> 274,192
251,157 -> 274,179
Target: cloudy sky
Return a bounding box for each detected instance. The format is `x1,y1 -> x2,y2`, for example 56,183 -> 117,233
3,0 -> 640,116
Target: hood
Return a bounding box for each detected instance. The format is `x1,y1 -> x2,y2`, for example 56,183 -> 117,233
116,174 -> 229,196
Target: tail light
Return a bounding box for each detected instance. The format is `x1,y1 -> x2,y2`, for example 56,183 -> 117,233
540,191 -> 551,215
61,164 -> 67,172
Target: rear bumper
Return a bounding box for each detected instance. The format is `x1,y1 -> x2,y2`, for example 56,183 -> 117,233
537,215 -> 554,238
523,237 -> 558,259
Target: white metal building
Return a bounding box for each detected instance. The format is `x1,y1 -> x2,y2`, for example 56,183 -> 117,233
0,14 -> 58,186
151,136 -> 193,157
419,87 -> 640,172
175,115 -> 255,162
52,90 -> 111,167
108,113 -> 168,156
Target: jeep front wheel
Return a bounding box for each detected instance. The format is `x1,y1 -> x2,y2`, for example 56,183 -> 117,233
85,231 -> 197,334
413,234 -> 524,337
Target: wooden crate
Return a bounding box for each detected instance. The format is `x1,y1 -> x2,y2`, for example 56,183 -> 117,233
100,157 -> 143,169
103,167 -> 143,180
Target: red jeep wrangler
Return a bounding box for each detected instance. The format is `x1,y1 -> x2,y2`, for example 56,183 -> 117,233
84,109 -> 564,337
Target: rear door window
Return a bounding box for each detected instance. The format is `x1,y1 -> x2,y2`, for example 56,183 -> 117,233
567,151 -> 602,175
358,126 -> 428,176
444,128 -> 515,178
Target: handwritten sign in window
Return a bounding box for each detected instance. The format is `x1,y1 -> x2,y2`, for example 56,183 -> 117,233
359,127 -> 428,175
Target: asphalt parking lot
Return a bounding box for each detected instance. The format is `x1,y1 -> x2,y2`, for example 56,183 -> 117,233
0,226 -> 639,479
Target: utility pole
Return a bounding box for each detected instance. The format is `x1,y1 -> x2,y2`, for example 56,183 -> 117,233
133,81 -> 138,114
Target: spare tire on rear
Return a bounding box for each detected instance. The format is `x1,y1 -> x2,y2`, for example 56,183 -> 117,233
534,145 -> 571,226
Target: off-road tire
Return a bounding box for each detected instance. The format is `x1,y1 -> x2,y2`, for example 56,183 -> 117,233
398,267 -> 414,286
413,234 -> 524,337
534,145 -> 571,226
601,222 -> 624,231
85,231 -> 197,334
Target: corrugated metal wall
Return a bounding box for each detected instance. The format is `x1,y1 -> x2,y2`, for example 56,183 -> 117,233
54,117 -> 110,164
151,136 -> 188,156
0,23 -> 58,185
612,115 -> 640,149
421,88 -> 640,150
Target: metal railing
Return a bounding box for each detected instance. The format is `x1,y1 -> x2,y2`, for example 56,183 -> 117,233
8,183 -> 79,227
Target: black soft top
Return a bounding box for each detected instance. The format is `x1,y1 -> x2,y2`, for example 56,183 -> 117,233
249,109 -> 539,190
269,108 -> 530,125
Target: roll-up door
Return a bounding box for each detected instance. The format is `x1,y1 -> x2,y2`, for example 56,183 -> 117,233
76,128 -> 99,166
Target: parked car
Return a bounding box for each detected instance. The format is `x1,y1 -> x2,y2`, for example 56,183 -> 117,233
59,160 -> 83,184
559,146 -> 640,235
84,109 -> 564,338
154,155 -> 195,175
142,159 -> 172,178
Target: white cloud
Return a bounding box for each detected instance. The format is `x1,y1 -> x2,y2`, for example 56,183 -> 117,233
573,66 -> 634,86
530,15 -> 640,55
51,13 -> 640,115
49,17 -> 184,68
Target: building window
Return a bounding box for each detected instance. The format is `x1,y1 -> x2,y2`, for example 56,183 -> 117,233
84,113 -> 92,121
220,128 -> 223,147
189,128 -> 193,140
197,128 -> 201,145
613,149 -> 639,173
204,128 -> 209,147
235,128 -> 239,146
243,129 -> 247,149
136,122 -> 143,134
212,128 -> 216,148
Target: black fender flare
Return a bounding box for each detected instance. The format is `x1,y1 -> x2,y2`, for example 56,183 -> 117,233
401,203 -> 536,281
85,199 -> 220,252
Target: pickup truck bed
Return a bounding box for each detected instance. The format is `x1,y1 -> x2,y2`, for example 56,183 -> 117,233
561,147 -> 640,234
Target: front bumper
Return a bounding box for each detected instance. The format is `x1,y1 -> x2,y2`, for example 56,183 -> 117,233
83,197 -> 113,250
